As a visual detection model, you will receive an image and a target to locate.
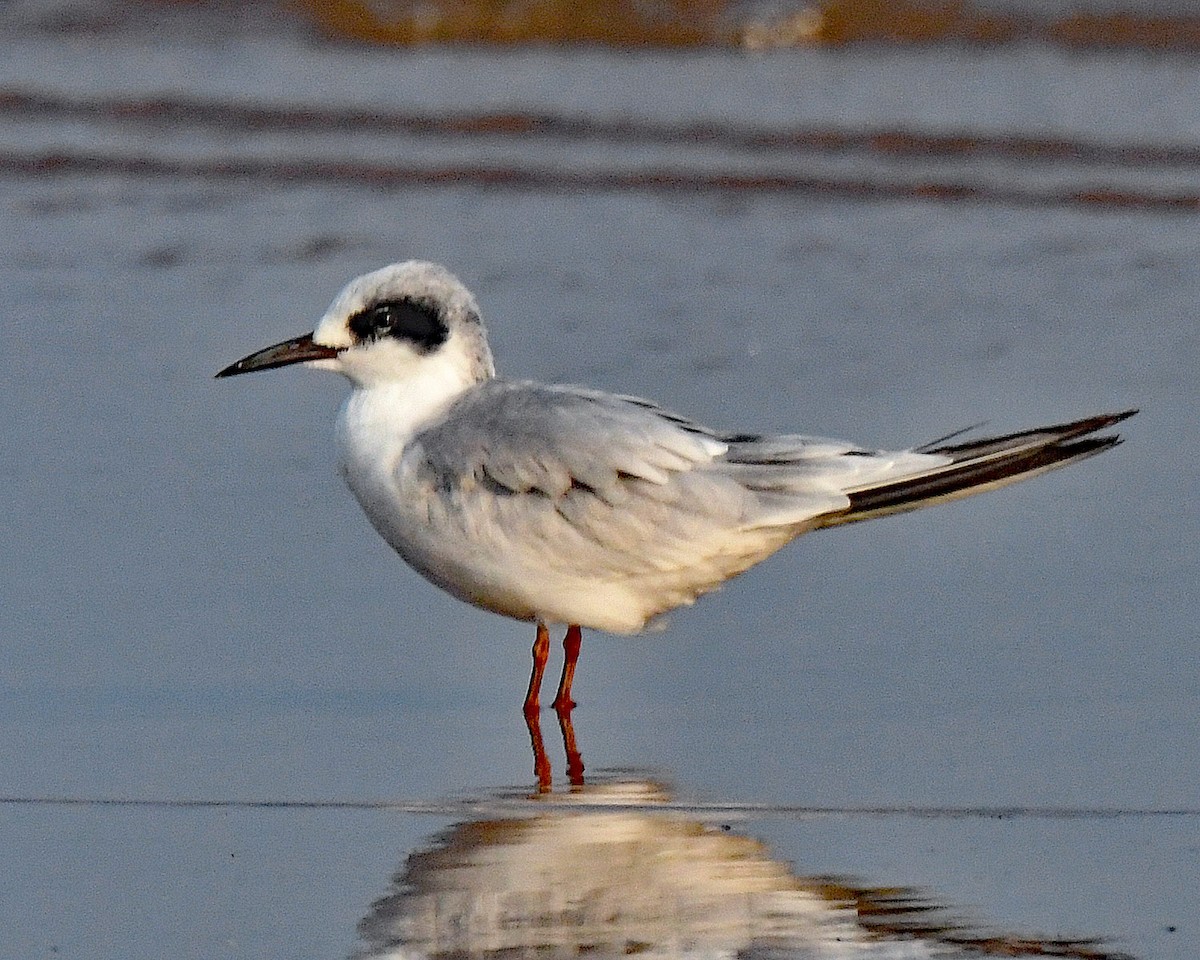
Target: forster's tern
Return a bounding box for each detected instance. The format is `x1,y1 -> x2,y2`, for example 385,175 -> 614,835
217,261 -> 1134,714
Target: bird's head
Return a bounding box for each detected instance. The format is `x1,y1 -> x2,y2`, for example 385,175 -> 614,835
216,261 -> 496,389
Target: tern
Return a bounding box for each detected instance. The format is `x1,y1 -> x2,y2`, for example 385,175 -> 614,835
217,261 -> 1134,714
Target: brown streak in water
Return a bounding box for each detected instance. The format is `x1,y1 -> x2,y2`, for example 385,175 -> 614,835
4,151 -> 1199,213
6,89 -> 1200,170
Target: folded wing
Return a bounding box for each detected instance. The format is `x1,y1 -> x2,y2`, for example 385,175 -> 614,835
399,383 -> 1133,628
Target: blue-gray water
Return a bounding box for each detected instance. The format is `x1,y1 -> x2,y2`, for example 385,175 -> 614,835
2,4 -> 1197,959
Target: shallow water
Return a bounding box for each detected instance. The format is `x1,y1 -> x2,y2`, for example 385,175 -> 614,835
3,4 -> 1198,959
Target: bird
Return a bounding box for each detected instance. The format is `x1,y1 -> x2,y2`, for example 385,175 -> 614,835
217,260 -> 1134,715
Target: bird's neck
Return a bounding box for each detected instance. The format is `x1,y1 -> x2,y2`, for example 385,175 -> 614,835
338,352 -> 488,467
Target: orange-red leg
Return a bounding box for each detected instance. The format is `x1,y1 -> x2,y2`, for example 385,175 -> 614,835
551,624 -> 582,712
523,622 -> 551,716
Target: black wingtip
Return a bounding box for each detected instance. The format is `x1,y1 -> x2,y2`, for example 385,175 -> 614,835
821,408 -> 1137,530
926,408 -> 1138,459
1091,408 -> 1138,429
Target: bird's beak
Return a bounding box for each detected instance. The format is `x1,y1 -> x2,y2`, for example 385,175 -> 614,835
215,333 -> 342,378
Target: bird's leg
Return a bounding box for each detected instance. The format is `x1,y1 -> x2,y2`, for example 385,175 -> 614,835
523,621 -> 551,716
551,624 -> 582,712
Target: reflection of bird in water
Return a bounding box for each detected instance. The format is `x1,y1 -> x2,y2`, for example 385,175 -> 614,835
525,695 -> 585,792
218,261 -> 1135,713
351,779 -> 1131,960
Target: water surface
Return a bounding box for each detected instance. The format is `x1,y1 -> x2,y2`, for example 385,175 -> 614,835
2,5 -> 1197,958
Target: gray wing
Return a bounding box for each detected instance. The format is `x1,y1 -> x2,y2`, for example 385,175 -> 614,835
414,380 -> 729,500
400,380 -> 925,587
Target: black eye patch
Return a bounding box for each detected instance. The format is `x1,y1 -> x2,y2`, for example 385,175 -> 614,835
347,298 -> 448,352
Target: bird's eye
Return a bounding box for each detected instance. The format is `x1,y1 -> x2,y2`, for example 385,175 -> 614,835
366,305 -> 395,334
348,304 -> 394,341
347,297 -> 448,352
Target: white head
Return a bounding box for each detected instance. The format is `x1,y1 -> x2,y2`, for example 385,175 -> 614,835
216,261 -> 496,390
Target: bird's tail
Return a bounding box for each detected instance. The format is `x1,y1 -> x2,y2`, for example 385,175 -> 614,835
814,409 -> 1136,529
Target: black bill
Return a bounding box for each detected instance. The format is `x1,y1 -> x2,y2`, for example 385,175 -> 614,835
215,333 -> 342,378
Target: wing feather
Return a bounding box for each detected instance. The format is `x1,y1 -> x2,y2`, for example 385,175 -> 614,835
413,381 -> 726,499
398,382 -> 870,598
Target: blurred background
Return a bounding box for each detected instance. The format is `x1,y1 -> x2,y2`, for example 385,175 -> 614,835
3,1 -> 1198,958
